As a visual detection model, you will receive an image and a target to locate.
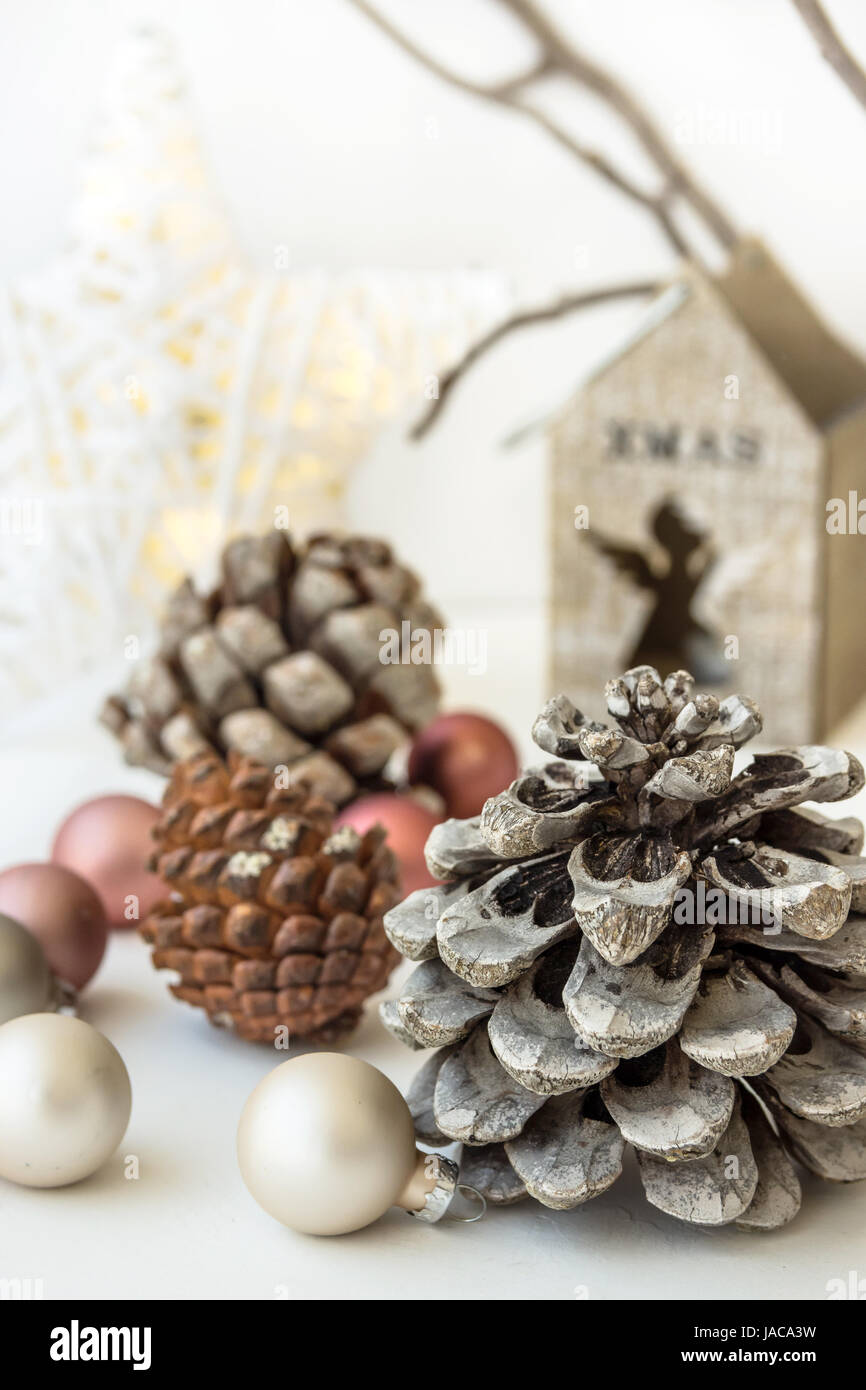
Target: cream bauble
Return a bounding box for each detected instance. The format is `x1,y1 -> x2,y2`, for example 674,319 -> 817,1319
0,1014 -> 131,1188
238,1053 -> 445,1235
0,914 -> 53,1025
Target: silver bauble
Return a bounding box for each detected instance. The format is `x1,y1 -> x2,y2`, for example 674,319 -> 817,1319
0,913 -> 53,1025
238,1053 -> 430,1235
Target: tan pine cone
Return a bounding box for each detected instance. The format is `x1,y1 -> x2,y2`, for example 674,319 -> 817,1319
101,530 -> 442,803
141,749 -> 402,1043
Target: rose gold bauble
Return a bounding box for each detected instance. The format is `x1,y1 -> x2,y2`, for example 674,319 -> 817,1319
335,795 -> 439,896
51,794 -> 162,929
0,864 -> 107,989
407,711 -> 519,821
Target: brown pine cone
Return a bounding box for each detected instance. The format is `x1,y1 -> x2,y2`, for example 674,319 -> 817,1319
141,749 -> 402,1043
101,529 -> 442,802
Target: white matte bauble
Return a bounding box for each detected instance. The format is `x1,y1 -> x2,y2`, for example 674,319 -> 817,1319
0,913 -> 53,1025
0,1014 -> 132,1188
237,1053 -> 422,1235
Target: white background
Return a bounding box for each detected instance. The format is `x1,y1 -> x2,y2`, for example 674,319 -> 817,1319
3,0 -> 866,744
3,0 -> 866,1300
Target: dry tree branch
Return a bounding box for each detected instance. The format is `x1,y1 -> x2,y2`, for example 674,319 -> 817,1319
505,99 -> 689,256
412,279 -> 659,438
497,0 -> 738,249
346,0 -> 690,256
346,0 -> 740,434
346,0 -> 738,256
791,0 -> 866,115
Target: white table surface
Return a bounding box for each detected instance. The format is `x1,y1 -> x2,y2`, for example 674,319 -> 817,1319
3,672 -> 866,1302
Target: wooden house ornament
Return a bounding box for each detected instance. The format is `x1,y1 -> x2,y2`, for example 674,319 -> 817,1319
549,239 -> 866,744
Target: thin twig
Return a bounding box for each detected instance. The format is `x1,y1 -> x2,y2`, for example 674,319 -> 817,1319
497,0 -> 738,249
345,0 -> 740,433
346,0 -> 698,257
511,99 -> 689,256
412,280 -> 659,438
791,0 -> 866,115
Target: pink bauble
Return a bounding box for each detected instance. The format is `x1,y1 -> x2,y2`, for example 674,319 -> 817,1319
335,795 -> 439,896
408,712 -> 519,821
52,794 -> 162,929
0,863 -> 107,989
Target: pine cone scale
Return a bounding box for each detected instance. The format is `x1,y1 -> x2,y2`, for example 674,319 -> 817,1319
383,666 -> 866,1229
102,530 -> 442,799
141,750 -> 401,1043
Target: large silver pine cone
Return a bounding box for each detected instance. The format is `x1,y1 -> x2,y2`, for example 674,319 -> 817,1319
381,666 -> 866,1228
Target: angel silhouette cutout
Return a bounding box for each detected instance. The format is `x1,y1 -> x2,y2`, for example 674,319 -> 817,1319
586,500 -> 727,684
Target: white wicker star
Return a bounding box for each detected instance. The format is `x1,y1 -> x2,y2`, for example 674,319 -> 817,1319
0,27 -> 504,715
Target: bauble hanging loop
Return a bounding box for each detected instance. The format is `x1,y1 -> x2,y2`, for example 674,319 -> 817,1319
237,1053 -> 484,1234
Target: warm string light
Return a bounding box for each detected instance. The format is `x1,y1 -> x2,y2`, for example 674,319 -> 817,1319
0,25 -> 505,716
